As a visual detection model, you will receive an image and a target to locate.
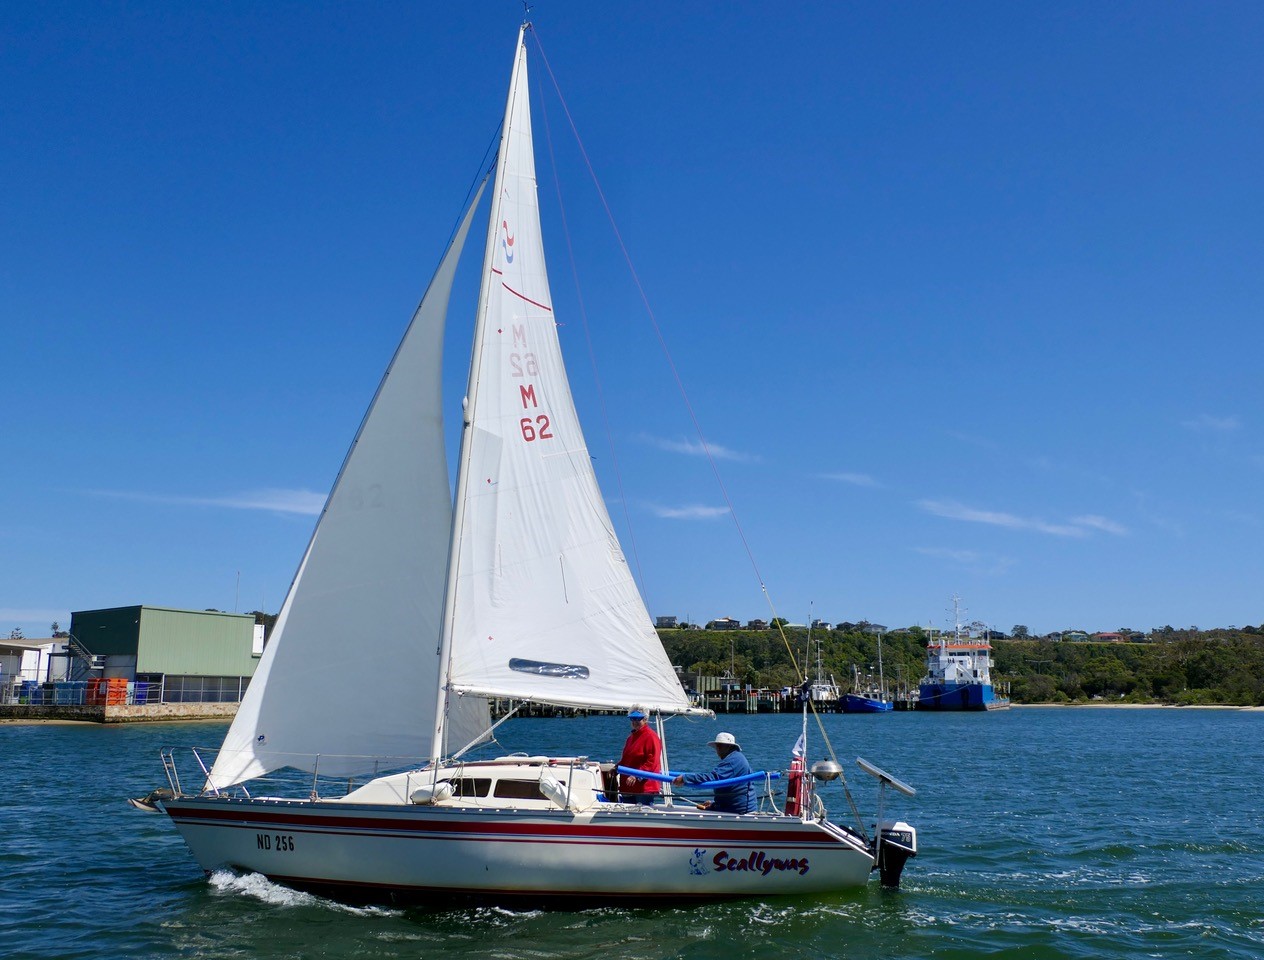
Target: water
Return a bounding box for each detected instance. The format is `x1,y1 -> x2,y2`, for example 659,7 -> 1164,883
3,708 -> 1262,959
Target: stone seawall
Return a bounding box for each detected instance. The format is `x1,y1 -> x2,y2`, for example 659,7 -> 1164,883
0,703 -> 238,723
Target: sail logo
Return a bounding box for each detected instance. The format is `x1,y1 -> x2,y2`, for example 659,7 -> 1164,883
501,219 -> 515,263
712,850 -> 810,877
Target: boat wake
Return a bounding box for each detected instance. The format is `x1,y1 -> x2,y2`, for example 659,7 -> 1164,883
207,869 -> 402,917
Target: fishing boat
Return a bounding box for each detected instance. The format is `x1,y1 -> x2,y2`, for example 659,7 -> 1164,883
842,631 -> 892,713
147,23 -> 917,903
916,596 -> 1011,711
842,667 -> 892,713
843,693 -> 892,713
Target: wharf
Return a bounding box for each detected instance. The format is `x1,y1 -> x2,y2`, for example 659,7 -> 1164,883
705,692 -> 847,714
0,703 -> 238,723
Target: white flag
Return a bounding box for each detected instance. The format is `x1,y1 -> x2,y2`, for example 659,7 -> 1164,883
791,731 -> 805,758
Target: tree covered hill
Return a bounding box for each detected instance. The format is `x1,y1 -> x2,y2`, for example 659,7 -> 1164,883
657,626 -> 1264,706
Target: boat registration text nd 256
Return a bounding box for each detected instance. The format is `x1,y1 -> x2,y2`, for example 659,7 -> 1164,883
256,833 -> 296,852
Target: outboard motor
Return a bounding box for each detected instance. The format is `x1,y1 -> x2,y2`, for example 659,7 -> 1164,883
856,757 -> 918,887
872,820 -> 917,887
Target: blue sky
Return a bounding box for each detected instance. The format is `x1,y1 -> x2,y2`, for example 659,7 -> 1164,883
2,2 -> 1261,640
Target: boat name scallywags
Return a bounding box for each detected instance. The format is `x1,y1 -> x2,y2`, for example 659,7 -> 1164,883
712,850 -> 810,876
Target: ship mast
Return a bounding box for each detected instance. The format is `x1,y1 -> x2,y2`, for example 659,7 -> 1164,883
950,594 -> 966,646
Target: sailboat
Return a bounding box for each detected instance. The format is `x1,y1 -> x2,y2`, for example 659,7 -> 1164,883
800,615 -> 841,707
151,24 -> 917,903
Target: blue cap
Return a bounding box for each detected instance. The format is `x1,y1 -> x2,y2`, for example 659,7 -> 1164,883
628,708 -> 646,719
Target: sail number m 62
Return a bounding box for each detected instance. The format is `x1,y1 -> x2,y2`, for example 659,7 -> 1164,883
520,415 -> 553,442
511,339 -> 554,443
256,833 -> 295,852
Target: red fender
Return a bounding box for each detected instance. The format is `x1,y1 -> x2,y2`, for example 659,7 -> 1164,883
784,756 -> 806,817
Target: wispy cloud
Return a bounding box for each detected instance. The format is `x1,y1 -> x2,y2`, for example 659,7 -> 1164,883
648,503 -> 730,520
818,472 -> 880,488
917,499 -> 1087,537
88,487 -> 325,516
210,489 -> 326,514
1181,414 -> 1241,433
916,499 -> 1127,538
640,434 -> 757,463
1070,514 -> 1129,536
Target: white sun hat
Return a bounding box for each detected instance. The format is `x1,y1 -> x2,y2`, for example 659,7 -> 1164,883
708,732 -> 740,750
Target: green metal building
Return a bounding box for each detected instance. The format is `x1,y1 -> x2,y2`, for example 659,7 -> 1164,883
68,605 -> 263,702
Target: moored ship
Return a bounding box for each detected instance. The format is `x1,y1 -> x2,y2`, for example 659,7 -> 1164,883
916,597 -> 1010,712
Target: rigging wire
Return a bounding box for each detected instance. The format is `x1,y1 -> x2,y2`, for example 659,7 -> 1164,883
534,52 -> 652,604
530,29 -> 778,621
443,122 -> 502,251
529,29 -> 867,832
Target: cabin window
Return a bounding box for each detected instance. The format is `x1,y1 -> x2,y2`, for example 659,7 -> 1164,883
451,778 -> 492,798
493,779 -> 559,800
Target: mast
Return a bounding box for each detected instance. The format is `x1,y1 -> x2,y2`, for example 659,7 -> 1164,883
430,22 -> 697,720
430,24 -> 529,765
877,628 -> 886,700
806,602 -> 816,685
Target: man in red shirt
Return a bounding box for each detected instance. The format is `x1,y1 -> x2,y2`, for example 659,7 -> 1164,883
617,706 -> 663,804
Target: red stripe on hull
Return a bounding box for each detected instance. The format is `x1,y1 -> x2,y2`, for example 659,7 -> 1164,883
172,820 -> 850,855
165,801 -> 856,847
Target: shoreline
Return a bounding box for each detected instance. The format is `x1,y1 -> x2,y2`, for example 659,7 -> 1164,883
0,717 -> 98,725
0,716 -> 233,726
4,703 -> 1261,725
1011,702 -> 1264,711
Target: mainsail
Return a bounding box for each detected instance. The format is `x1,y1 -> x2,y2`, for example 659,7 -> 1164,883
207,183 -> 490,790
439,29 -> 694,717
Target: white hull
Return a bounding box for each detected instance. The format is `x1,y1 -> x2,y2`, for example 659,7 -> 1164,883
163,797 -> 876,902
